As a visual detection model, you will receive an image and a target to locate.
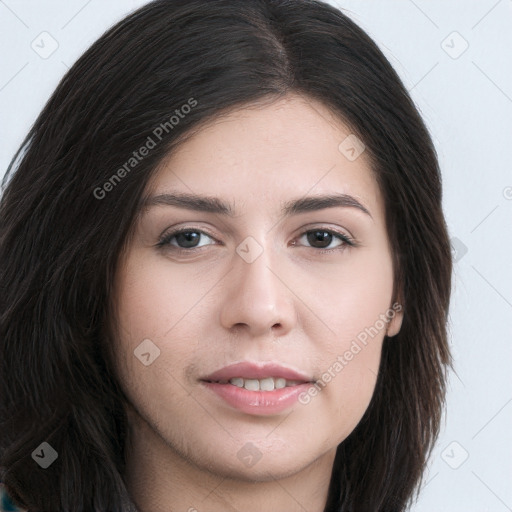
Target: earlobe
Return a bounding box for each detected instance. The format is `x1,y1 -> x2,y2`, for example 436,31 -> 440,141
386,308 -> 404,337
386,295 -> 404,337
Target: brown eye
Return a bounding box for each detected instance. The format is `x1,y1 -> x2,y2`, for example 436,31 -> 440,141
158,229 -> 216,250
297,229 -> 355,252
306,230 -> 335,249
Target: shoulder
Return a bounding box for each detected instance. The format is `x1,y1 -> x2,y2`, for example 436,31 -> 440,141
0,483 -> 27,512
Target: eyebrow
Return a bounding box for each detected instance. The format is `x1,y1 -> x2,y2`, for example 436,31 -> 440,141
140,191 -> 372,219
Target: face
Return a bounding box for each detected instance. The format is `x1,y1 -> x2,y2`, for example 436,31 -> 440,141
112,93 -> 403,483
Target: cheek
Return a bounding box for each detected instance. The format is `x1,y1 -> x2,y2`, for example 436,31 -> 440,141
328,339 -> 382,427
113,252 -> 218,345
111,257 -> 205,411
303,322 -> 383,444
294,247 -> 392,436
297,243 -> 395,341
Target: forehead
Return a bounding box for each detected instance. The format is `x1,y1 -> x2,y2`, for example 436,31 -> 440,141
146,93 -> 384,221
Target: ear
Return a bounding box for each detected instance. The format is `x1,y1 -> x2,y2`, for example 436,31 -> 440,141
386,298 -> 404,338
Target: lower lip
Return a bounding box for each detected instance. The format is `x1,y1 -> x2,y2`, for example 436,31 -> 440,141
201,381 -> 314,415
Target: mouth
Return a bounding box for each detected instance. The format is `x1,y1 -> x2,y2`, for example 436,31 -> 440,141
199,361 -> 316,415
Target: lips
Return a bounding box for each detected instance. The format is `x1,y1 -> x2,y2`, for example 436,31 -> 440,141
199,361 -> 316,415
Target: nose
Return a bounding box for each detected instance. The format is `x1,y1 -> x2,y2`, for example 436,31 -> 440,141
219,240 -> 296,339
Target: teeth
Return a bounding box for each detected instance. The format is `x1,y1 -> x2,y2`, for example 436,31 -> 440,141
230,377 -> 244,388
275,378 -> 286,389
226,377 -> 305,391
244,379 -> 260,391
259,377 -> 275,391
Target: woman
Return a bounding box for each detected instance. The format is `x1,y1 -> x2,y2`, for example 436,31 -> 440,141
0,0 -> 453,510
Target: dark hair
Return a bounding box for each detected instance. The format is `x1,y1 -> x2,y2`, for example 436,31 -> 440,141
0,0 -> 453,510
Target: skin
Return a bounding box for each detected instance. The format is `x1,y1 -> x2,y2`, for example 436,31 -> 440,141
113,92 -> 403,512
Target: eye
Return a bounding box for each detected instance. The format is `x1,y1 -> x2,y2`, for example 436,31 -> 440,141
156,227 -> 356,254
157,228 -> 217,250
295,228 -> 355,252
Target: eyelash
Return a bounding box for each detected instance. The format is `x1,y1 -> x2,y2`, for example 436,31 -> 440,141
156,226 -> 356,254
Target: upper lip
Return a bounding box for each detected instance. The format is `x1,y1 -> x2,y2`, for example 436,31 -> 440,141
201,361 -> 314,382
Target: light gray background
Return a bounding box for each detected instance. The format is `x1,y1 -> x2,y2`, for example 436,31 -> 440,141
1,1 -> 511,510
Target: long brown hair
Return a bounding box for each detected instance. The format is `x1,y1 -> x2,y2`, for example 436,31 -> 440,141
0,1 -> 452,510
